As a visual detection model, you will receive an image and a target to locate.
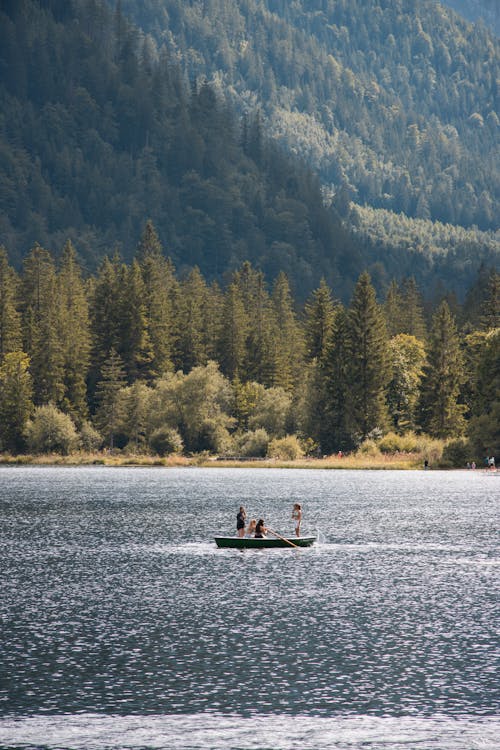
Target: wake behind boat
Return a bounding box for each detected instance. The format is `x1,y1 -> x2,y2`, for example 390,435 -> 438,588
214,535 -> 316,549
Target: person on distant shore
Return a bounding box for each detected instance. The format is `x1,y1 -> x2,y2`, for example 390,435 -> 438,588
254,519 -> 267,538
236,506 -> 247,537
292,503 -> 302,537
246,519 -> 257,537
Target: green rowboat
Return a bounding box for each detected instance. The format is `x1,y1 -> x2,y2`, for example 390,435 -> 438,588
214,536 -> 316,549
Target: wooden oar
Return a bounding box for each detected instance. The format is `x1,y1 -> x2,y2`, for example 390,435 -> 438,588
267,527 -> 300,549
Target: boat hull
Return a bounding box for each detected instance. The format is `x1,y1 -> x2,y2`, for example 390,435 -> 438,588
214,536 -> 316,549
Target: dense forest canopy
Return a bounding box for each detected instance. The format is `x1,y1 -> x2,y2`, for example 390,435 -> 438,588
0,0 -> 497,302
116,0 -> 499,233
0,237 -> 498,460
0,0 -> 371,300
441,0 -> 500,36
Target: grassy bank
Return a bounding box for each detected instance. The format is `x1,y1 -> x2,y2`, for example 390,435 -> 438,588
0,451 -> 425,469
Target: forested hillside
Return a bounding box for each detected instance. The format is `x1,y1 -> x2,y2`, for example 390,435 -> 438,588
0,0 -> 371,300
1,0 -> 495,300
118,0 -> 498,232
441,1 -> 499,35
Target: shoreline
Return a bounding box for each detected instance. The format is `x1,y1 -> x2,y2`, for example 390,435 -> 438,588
0,452 -> 429,470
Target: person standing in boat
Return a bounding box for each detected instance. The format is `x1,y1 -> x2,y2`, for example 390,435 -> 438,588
292,503 -> 302,537
236,506 -> 247,537
254,519 -> 267,538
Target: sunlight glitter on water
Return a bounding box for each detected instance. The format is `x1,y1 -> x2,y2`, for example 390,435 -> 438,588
1,467 -> 498,747
0,713 -> 499,750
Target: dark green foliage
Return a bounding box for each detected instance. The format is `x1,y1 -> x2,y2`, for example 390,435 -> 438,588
94,347 -> 127,449
320,306 -> 354,452
466,328 -> 499,459
57,240 -> 91,423
480,271 -> 500,331
346,272 -> 390,440
136,222 -> 176,377
20,244 -> 65,406
0,0 -> 363,301
0,241 -> 495,456
441,437 -> 471,468
149,426 -> 184,456
418,302 -> 466,437
304,278 -> 336,362
1,0 -> 496,304
0,246 -> 22,358
0,351 -> 33,453
120,0 -> 499,232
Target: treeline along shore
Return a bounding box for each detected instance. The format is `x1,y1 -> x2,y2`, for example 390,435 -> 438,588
0,225 -> 498,468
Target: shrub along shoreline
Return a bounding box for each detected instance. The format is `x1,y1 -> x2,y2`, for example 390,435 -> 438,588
0,437 -> 482,470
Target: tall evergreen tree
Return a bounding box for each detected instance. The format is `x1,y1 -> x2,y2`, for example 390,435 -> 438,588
467,328 -> 500,458
418,301 -> 466,437
0,246 -> 22,360
94,348 -> 127,449
176,267 -> 209,372
137,220 -> 175,375
384,279 -> 404,338
321,305 -> 354,451
271,272 -> 304,391
480,270 -> 500,330
21,244 -> 64,406
347,271 -> 390,440
57,240 -> 91,423
89,253 -> 123,398
0,351 -> 33,453
399,277 -> 427,340
118,260 -> 154,381
217,281 -> 248,381
303,277 -> 336,362
234,263 -> 276,385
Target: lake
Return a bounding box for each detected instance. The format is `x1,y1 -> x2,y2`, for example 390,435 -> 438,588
0,466 -> 498,749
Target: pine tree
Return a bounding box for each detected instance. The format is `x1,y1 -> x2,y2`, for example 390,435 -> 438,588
89,253 -> 122,398
21,244 -> 65,406
480,270 -> 500,330
119,380 -> 151,452
57,240 -> 91,424
303,277 -> 336,361
176,267 -> 209,372
136,220 -> 175,376
217,281 -> 248,381
94,348 -> 126,449
399,277 -> 427,340
319,305 -> 355,451
204,280 -> 223,362
384,279 -> 403,338
467,328 -> 499,458
233,263 -> 277,386
0,246 -> 22,360
0,351 -> 33,453
347,271 -> 390,440
271,272 -> 304,391
118,260 -> 154,381
418,301 -> 466,437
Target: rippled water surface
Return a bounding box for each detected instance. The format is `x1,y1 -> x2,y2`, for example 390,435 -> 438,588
0,466 -> 498,749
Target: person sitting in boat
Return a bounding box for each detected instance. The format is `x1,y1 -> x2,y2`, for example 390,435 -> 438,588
254,519 -> 267,538
246,518 -> 257,537
236,506 -> 247,538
